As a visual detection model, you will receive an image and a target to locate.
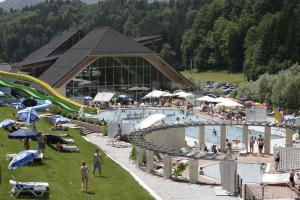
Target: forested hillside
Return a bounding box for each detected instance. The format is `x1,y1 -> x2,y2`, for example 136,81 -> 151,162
0,0 -> 299,80
181,0 -> 300,79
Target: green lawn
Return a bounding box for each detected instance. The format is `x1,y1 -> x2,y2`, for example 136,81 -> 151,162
181,70 -> 245,83
0,107 -> 153,200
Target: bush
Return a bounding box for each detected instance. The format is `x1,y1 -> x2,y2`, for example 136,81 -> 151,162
102,124 -> 108,136
173,162 -> 186,178
129,146 -> 136,160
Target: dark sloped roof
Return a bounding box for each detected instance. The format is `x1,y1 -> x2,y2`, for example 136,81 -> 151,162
15,55 -> 59,67
133,35 -> 162,43
21,30 -> 82,63
90,27 -> 155,55
39,27 -> 155,86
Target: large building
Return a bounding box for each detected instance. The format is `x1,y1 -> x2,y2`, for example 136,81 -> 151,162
13,27 -> 191,99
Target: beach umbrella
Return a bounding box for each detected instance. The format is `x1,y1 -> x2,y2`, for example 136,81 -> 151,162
17,107 -> 40,124
0,119 -> 16,128
8,150 -> 39,170
9,129 -> 38,139
10,102 -> 26,110
283,115 -> 296,121
55,116 -> 70,124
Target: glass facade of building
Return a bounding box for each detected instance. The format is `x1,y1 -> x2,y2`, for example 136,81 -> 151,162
66,56 -> 174,98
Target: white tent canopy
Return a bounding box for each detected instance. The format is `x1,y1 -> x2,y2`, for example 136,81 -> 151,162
144,90 -> 168,98
216,98 -> 243,108
93,92 -> 115,102
173,91 -> 194,98
161,92 -> 174,97
128,86 -> 150,91
196,96 -> 221,103
137,113 -> 166,129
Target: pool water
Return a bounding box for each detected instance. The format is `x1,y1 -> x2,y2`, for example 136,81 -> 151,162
203,162 -> 263,183
91,108 -> 283,145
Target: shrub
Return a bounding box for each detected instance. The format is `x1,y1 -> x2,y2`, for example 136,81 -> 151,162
173,162 -> 186,178
129,146 -> 136,160
102,124 -> 108,136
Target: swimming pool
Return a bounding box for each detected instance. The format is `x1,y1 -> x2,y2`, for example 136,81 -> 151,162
203,162 -> 263,183
91,108 -> 283,144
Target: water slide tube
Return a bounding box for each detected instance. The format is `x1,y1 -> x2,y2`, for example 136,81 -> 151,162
32,100 -> 52,111
0,76 -> 79,112
0,70 -> 81,108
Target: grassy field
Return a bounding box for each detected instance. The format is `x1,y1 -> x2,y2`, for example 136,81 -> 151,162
0,107 -> 153,200
181,70 -> 244,83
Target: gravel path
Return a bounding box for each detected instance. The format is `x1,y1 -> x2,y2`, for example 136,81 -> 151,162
85,134 -> 238,200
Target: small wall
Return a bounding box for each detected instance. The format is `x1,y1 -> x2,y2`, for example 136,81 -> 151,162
145,127 -> 185,149
71,120 -> 103,133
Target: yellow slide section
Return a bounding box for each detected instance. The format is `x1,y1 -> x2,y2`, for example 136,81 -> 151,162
0,70 -> 82,108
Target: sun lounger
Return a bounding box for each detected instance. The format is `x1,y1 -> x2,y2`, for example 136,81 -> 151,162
9,179 -> 49,198
57,144 -> 79,152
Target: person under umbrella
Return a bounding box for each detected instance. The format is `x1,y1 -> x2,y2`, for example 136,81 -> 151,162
17,107 -> 40,130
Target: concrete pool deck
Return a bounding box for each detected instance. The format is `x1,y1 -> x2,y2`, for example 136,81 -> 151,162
85,133 -> 238,200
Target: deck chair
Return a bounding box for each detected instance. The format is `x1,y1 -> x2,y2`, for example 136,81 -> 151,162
58,144 -> 79,152
9,179 -> 49,198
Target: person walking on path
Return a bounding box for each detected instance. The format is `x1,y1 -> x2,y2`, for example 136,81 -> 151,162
290,169 -> 295,187
249,136 -> 255,154
93,149 -> 103,176
80,161 -> 89,192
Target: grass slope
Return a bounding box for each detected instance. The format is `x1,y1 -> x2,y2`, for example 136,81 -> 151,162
181,70 -> 244,83
0,107 -> 153,200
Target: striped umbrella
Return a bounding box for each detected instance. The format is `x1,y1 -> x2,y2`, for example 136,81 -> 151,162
10,102 -> 26,110
17,107 -> 40,124
0,119 -> 16,128
8,150 -> 39,170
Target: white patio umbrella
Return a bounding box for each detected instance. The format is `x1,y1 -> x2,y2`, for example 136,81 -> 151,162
216,100 -> 243,108
144,90 -> 168,98
138,113 -> 166,129
173,91 -> 194,98
196,96 -> 221,103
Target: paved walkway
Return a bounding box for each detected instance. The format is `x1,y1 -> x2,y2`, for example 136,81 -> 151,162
85,134 -> 237,200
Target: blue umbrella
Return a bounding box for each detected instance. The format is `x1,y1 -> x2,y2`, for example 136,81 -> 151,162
8,150 -> 39,170
17,107 -> 40,124
55,116 -> 70,124
10,102 -> 26,110
283,115 -> 296,121
9,129 -> 38,139
0,119 -> 16,128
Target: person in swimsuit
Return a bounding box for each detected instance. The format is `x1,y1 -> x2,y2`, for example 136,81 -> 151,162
290,169 -> 295,187
80,161 -> 89,192
212,129 -> 217,136
93,149 -> 103,176
249,136 -> 255,154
